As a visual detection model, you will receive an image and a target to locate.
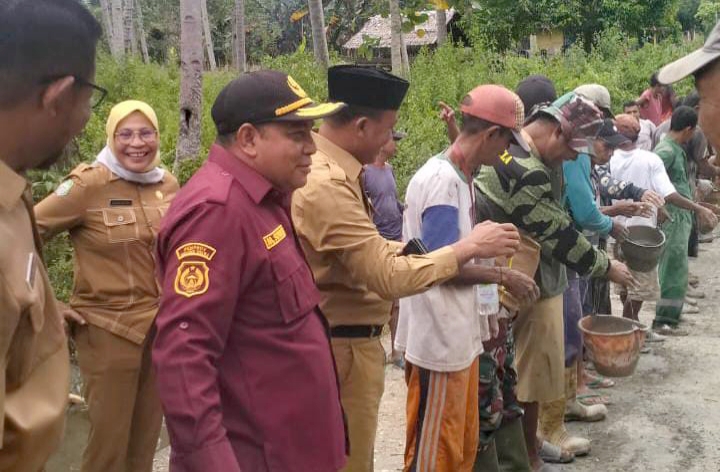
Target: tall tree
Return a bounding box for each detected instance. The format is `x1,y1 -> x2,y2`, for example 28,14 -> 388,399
135,0 -> 150,63
98,0 -> 115,52
200,0 -> 217,71
234,0 -> 247,72
308,0 -> 330,68
110,0 -> 125,58
175,0 -> 204,172
123,0 -> 136,54
436,8 -> 447,45
389,0 -> 403,77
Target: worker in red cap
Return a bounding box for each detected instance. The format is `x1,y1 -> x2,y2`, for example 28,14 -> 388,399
398,84 -> 539,471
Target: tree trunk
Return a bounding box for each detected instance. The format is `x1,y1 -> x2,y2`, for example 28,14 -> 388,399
400,33 -> 410,78
234,0 -> 247,72
110,0 -> 125,58
123,0 -> 135,54
200,0 -> 217,71
308,0 -> 330,69
135,0 -> 150,63
436,9 -> 447,46
389,0 -> 403,77
175,0 -> 204,172
98,0 -> 115,52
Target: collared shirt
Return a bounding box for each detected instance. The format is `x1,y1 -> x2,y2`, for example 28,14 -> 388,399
0,160 -> 69,470
153,144 -> 346,472
34,163 -> 179,344
475,135 -> 610,299
291,132 -> 459,328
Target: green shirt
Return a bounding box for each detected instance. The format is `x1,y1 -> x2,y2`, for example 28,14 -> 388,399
475,150 -> 610,298
655,137 -> 692,201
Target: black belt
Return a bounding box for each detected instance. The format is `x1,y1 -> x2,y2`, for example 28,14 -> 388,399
330,324 -> 383,338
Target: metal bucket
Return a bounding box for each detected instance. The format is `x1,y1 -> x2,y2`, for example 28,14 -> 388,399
619,225 -> 666,272
579,316 -> 648,377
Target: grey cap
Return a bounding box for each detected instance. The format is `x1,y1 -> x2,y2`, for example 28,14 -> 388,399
658,21 -> 720,84
574,84 -> 613,117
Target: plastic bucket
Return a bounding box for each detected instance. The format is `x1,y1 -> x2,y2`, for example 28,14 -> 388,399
619,225 -> 665,272
579,316 -> 648,377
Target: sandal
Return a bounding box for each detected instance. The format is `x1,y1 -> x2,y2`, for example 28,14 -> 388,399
577,392 -> 611,406
585,372 -> 615,389
538,440 -> 574,464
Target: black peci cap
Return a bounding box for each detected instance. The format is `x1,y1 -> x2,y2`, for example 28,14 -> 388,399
328,65 -> 410,110
515,75 -> 557,116
211,70 -> 346,135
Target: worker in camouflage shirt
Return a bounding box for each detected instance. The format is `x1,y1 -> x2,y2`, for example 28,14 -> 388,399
475,92 -> 636,471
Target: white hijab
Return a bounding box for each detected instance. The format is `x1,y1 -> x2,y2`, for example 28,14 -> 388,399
95,146 -> 165,184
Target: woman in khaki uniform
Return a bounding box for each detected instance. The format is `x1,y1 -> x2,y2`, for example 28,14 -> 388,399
34,100 -> 179,472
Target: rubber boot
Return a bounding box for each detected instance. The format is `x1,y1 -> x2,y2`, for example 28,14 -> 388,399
474,439 -> 500,472
564,365 -> 607,423
538,367 -> 591,457
538,398 -> 590,456
495,417 -> 532,472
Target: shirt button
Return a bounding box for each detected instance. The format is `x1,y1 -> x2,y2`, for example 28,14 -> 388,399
179,321 -> 189,330
117,215 -> 125,222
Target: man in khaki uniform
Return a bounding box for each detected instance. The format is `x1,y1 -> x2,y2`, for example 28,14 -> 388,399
0,1 -> 101,470
292,65 -> 523,472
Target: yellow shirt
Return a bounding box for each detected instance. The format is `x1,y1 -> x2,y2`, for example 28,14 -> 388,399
291,132 -> 459,327
34,163 -> 179,344
0,160 -> 69,470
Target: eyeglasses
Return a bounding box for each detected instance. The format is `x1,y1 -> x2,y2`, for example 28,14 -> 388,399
114,128 -> 158,145
39,75 -> 108,109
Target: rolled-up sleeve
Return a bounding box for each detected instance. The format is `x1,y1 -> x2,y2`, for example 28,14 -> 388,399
152,203 -> 245,472
292,179 -> 458,300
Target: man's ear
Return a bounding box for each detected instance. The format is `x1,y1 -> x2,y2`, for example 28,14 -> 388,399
355,116 -> 369,137
41,76 -> 76,116
235,123 -> 262,158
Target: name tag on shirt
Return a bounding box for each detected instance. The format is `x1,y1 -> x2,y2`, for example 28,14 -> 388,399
109,199 -> 133,206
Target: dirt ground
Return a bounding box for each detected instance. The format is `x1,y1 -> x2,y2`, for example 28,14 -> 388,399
47,241 -> 720,472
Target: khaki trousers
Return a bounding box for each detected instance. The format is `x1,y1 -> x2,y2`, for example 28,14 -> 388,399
331,336 -> 386,472
74,325 -> 162,472
513,295 -> 564,403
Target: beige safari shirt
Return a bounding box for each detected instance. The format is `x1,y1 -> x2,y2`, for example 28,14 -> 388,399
34,163 -> 179,344
291,132 -> 459,327
0,160 -> 69,470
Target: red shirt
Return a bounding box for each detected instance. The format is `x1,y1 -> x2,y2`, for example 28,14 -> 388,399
153,145 -> 346,472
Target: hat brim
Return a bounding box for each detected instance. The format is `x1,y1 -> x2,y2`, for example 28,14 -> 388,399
658,48 -> 720,84
275,101 -> 347,122
511,129 -> 531,152
599,134 -> 630,148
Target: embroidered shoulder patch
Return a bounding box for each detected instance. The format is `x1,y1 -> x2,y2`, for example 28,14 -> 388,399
263,225 -> 287,250
55,180 -> 74,197
174,242 -> 217,298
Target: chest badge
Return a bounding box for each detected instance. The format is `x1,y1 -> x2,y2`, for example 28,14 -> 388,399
263,224 -> 287,250
174,242 -> 217,298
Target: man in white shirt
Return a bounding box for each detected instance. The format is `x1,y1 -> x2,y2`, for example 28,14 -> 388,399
623,101 -> 657,151
609,114 -> 678,328
397,85 -> 539,471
